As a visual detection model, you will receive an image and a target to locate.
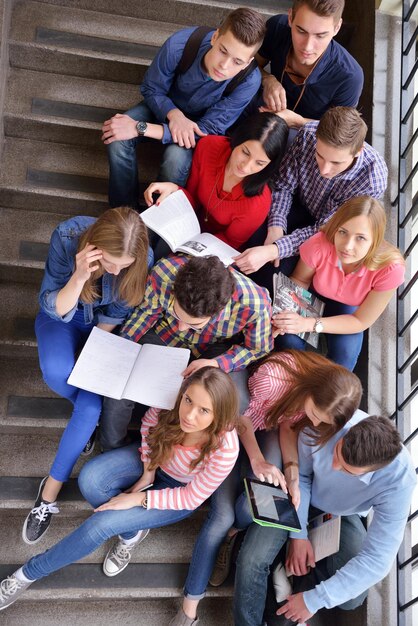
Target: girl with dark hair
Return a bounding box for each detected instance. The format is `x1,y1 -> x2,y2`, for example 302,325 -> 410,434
273,195 -> 405,370
208,350 -> 362,587
1,368 -> 239,626
22,207 -> 153,545
144,112 -> 288,250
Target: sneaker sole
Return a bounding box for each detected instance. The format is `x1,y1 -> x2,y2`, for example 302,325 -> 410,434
102,529 -> 150,577
21,476 -> 53,545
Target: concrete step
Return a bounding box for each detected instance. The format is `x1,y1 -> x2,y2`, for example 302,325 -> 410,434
32,0 -> 287,24
9,0 -> 182,83
0,136 -> 158,213
0,597 -> 234,625
0,207 -> 66,283
4,67 -> 139,147
0,282 -> 39,348
0,511 -> 205,565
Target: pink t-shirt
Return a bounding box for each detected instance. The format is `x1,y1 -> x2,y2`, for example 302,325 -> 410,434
300,232 -> 405,306
243,355 -> 304,431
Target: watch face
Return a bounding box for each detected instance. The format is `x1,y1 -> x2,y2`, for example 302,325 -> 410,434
315,320 -> 324,333
136,121 -> 147,135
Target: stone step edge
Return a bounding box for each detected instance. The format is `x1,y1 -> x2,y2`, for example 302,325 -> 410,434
0,563 -> 234,598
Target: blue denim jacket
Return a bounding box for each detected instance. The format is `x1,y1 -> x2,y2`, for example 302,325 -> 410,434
39,216 -> 154,325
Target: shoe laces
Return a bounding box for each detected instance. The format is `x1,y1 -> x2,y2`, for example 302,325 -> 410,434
0,576 -> 25,601
215,537 -> 233,568
31,501 -> 59,523
110,541 -> 135,565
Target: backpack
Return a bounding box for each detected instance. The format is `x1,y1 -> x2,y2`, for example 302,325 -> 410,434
175,26 -> 258,97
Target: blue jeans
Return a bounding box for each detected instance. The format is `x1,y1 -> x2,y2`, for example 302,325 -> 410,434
23,444 -> 192,580
35,310 -> 103,482
183,429 -> 281,599
107,102 -> 194,209
275,297 -> 363,372
234,513 -> 368,626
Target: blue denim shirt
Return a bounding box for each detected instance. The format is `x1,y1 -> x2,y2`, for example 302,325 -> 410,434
39,216 -> 154,325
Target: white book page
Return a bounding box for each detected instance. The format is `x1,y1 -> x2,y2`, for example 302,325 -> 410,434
123,343 -> 190,409
67,327 -> 140,399
176,232 -> 239,266
308,514 -> 341,562
140,190 -> 201,250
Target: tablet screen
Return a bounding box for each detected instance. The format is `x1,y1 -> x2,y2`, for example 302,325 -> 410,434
244,478 -> 301,532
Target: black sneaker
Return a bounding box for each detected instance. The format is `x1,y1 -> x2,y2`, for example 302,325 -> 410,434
81,426 -> 97,456
22,477 -> 59,545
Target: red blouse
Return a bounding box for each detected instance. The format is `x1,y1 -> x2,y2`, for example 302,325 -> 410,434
183,135 -> 271,250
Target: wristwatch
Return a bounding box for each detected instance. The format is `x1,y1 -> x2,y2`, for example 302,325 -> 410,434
136,121 -> 148,136
313,318 -> 324,333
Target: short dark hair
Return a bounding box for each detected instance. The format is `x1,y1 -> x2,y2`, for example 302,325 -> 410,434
292,0 -> 345,22
173,256 -> 235,318
229,112 -> 288,196
218,8 -> 266,49
341,415 -> 402,468
316,106 -> 367,155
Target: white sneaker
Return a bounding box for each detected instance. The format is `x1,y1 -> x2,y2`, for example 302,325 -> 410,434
0,572 -> 33,611
272,561 -> 292,603
103,529 -> 150,577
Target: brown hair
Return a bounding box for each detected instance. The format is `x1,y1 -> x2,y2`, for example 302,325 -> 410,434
146,367 -> 239,471
316,107 -> 367,155
261,350 -> 362,446
341,415 -> 402,468
292,0 -> 345,22
173,256 -> 236,318
77,207 -> 149,307
218,8 -> 266,49
321,196 -> 405,270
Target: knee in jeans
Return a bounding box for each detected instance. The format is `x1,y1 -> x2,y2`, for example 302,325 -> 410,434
107,137 -> 136,160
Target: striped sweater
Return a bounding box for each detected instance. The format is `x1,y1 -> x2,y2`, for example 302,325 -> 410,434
140,407 -> 239,510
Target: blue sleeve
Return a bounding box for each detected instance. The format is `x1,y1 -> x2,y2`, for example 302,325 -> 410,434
140,29 -> 193,123
39,228 -> 77,322
330,64 -> 364,108
193,68 -> 261,136
303,479 -> 416,613
289,430 -> 314,540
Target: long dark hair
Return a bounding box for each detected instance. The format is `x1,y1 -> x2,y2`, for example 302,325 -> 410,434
229,112 -> 288,197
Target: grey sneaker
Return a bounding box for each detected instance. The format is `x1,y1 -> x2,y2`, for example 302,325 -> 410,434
103,529 -> 150,576
168,607 -> 199,626
22,477 -> 59,545
209,532 -> 237,586
0,573 -> 33,611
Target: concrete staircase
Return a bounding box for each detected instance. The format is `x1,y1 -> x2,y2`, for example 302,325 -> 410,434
0,1 -> 368,625
0,1 -> 291,624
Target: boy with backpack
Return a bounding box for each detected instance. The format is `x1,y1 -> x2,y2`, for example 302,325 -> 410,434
102,8 -> 266,209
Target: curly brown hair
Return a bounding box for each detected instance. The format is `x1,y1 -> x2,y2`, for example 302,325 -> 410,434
146,367 -> 239,471
259,350 -> 362,446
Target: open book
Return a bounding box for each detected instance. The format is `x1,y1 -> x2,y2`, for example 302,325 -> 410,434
141,189 -> 239,266
67,327 -> 190,409
272,272 -> 325,348
308,512 -> 341,562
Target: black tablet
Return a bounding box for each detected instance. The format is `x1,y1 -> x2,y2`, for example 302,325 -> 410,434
244,478 -> 301,532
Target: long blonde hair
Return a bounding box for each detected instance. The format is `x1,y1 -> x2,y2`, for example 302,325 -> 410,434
77,207 -> 149,306
321,196 -> 404,270
260,351 -> 362,446
146,367 -> 239,471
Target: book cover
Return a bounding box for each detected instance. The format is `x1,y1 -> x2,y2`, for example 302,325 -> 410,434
273,272 -> 325,348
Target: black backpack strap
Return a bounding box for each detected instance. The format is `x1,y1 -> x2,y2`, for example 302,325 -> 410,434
223,57 -> 259,97
175,26 -> 213,78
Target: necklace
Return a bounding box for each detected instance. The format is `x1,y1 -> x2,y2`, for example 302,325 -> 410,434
204,169 -> 232,222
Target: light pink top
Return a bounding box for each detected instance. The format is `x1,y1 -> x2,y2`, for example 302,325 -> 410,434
140,407 -> 239,510
300,232 -> 405,306
243,355 -> 304,431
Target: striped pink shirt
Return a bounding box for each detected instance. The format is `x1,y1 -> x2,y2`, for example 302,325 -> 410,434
243,356 -> 304,431
140,407 -> 239,510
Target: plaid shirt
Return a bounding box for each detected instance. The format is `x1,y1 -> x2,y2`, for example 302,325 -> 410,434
269,122 -> 388,258
120,255 -> 273,372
